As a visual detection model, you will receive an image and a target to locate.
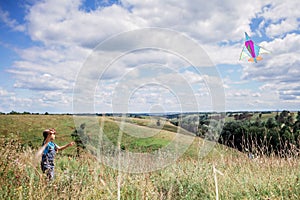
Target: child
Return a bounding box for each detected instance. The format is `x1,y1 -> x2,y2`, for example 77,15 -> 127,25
41,128 -> 75,179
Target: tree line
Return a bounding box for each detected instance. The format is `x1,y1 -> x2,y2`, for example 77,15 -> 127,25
171,111 -> 300,156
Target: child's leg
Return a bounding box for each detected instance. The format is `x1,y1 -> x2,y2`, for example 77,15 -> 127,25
47,167 -> 54,180
41,161 -> 54,180
41,161 -> 48,173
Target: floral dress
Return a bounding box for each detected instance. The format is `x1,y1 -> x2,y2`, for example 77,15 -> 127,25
41,141 -> 58,179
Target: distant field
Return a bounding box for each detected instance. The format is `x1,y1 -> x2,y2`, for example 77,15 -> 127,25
0,115 -> 75,153
0,114 -> 299,199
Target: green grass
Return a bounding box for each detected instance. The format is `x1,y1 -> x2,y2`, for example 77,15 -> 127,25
0,114 -> 300,199
0,114 -> 75,155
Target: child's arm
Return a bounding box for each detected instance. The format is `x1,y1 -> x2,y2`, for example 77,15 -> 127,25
56,142 -> 75,151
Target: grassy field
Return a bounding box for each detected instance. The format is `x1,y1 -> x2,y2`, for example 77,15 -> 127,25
0,114 -> 300,199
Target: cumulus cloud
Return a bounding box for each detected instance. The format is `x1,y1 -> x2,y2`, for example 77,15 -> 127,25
2,0 -> 300,112
8,45 -> 91,91
0,87 -> 30,112
241,33 -> 300,102
258,0 -> 300,38
124,0 -> 267,42
25,0 -> 144,47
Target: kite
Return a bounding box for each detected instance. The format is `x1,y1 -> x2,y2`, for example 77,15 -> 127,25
239,32 -> 270,63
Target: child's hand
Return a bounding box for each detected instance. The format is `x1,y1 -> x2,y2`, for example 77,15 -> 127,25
69,142 -> 75,146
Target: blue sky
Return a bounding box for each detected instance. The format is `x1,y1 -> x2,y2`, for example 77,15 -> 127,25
0,0 -> 300,113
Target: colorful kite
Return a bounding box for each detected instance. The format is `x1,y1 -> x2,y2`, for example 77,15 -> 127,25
239,32 -> 270,63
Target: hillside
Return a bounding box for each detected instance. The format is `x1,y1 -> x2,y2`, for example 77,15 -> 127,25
0,114 -> 299,199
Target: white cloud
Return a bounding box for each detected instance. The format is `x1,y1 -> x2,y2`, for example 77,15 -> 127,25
0,87 -> 32,113
124,0 -> 267,42
26,0 -> 144,47
241,33 -> 300,105
23,0 -> 272,47
266,18 -> 298,38
0,88 -> 17,113
0,87 -> 13,97
242,33 -> 300,80
0,7 -> 25,32
224,88 -> 280,111
3,0 -> 300,112
8,43 -> 92,91
203,43 -> 242,65
258,0 -> 300,38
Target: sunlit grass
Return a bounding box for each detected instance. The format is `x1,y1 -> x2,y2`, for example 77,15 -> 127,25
0,115 -> 299,199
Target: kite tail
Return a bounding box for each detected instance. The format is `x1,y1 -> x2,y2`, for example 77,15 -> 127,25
248,58 -> 255,62
248,56 -> 263,63
256,56 -> 263,61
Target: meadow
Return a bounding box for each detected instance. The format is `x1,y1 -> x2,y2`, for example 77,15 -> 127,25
0,114 -> 299,199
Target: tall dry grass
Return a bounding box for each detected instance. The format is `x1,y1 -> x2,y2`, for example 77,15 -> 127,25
1,134 -> 299,199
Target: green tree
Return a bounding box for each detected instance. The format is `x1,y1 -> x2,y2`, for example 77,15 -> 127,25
219,121 -> 247,151
266,117 -> 277,129
293,120 -> 300,135
296,111 -> 300,122
277,110 -> 290,124
71,123 -> 88,157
